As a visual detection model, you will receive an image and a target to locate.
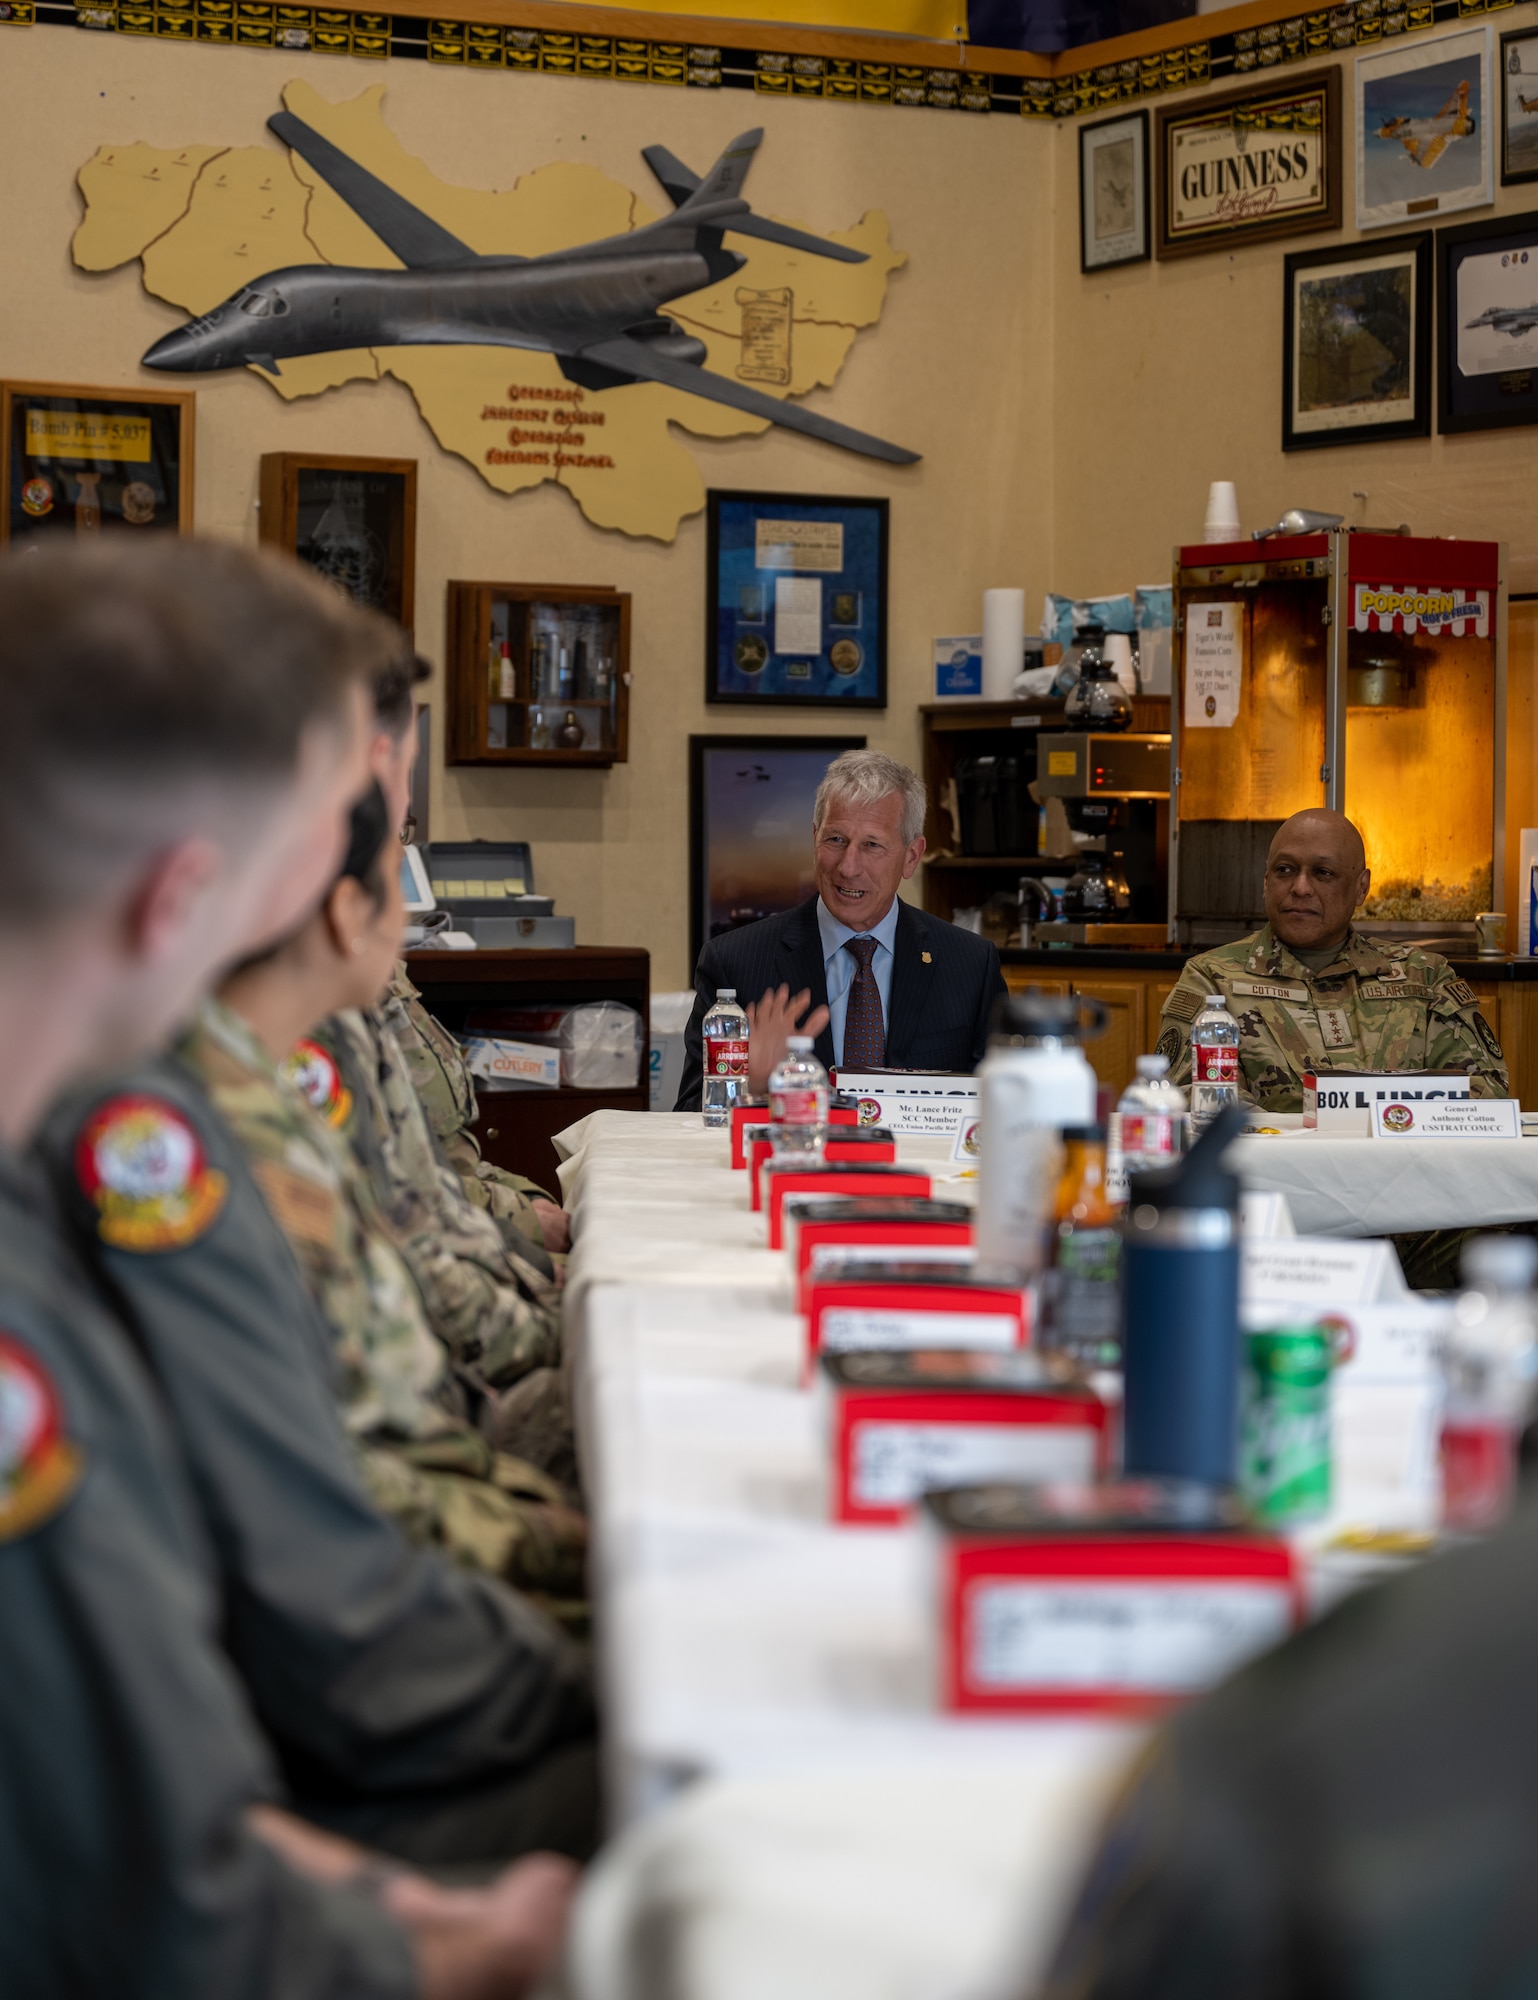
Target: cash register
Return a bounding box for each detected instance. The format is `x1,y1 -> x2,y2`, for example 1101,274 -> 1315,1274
408,839 -> 575,949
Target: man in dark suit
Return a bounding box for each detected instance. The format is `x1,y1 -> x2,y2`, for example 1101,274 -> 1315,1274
676,749 -> 1006,1110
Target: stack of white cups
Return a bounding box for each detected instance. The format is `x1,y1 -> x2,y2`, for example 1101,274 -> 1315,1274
1203,481 -> 1241,542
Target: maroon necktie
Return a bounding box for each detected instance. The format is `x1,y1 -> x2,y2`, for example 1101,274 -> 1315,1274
843,936 -> 886,1069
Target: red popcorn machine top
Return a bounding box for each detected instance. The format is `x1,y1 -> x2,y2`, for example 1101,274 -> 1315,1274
1170,529 -> 1506,949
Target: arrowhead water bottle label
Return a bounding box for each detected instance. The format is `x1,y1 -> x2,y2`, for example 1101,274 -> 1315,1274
1195,1047 -> 1238,1083
706,1036 -> 749,1077
1120,1113 -> 1177,1160
771,1086 -> 822,1124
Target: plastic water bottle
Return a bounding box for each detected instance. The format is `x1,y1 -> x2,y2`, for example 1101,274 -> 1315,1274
1443,1235 -> 1538,1534
1118,1054 -> 1186,1176
1190,991 -> 1240,1133
701,987 -> 749,1127
769,1035 -> 829,1163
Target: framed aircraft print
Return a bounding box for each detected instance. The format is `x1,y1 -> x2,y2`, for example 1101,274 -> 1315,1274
1,380 -> 193,547
1501,28 -> 1538,188
1282,234 -> 1432,451
1155,69 -> 1341,262
1356,28 -> 1493,233
706,491 -> 889,710
1437,209 -> 1538,435
1080,111 -> 1150,273
259,453 -> 417,632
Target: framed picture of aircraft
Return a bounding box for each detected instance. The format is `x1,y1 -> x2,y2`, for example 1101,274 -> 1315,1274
1,380 -> 193,547
1437,209 -> 1538,434
1080,110 -> 1150,273
1356,27 -> 1493,232
1501,28 -> 1538,187
1154,69 -> 1341,261
706,491 -> 889,710
1282,234 -> 1432,451
689,733 -> 866,970
259,453 -> 417,633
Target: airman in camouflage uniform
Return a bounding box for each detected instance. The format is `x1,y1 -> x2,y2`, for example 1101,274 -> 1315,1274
295,1010 -> 577,1490
1158,924 -> 1508,1110
180,997 -> 586,1606
385,964 -> 560,1257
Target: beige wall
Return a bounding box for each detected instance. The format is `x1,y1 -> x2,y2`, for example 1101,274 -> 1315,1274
6,21 -> 1537,986
1049,8 -> 1538,595
0,33 -> 1055,989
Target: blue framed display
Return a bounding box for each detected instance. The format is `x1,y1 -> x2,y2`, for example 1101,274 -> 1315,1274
706,489 -> 889,709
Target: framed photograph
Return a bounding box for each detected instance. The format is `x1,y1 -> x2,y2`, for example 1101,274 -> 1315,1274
258,452 -> 417,631
706,490 -> 888,708
1155,68 -> 1341,262
1080,110 -> 1150,273
689,733 -> 865,968
1283,233 -> 1432,450
1437,208 -> 1538,435
1501,28 -> 1538,187
1357,27 -> 1493,232
2,379 -> 193,546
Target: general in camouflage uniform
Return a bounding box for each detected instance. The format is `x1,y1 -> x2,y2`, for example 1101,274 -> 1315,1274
386,964 -> 560,1258
293,1011 -> 576,1492
181,998 -> 586,1608
1158,924 -> 1508,1110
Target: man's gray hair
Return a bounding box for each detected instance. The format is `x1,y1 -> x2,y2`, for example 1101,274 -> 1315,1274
813,750 -> 927,848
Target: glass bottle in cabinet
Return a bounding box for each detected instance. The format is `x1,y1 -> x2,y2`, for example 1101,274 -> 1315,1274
447,581 -> 630,767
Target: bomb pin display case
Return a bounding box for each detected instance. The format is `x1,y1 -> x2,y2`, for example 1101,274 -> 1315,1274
446,579 -> 631,768
1170,530 -> 1505,948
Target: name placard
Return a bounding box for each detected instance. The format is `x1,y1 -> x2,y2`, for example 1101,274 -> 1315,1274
1371,1098 -> 1522,1139
1304,1071 -> 1471,1132
1242,1236 -> 1405,1309
836,1069 -> 980,1136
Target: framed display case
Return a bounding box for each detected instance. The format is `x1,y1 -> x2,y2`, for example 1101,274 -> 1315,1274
2,379 -> 193,546
446,580 -> 630,767
258,452 -> 416,629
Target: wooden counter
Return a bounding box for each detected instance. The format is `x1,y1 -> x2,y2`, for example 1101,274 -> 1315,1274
1000,946 -> 1538,1109
405,946 -> 650,1188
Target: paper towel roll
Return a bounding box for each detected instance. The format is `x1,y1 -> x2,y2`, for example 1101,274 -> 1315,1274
981,589 -> 1025,701
1104,633 -> 1137,696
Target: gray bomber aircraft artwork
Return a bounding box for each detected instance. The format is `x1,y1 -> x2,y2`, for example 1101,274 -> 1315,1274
142,114 -> 919,466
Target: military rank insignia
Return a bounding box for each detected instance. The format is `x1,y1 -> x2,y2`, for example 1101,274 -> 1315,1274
281,1039 -> 353,1128
74,1094 -> 228,1252
0,1334 -> 83,1541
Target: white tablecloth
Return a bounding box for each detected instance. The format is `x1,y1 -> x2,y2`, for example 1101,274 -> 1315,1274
1232,1131 -> 1538,1238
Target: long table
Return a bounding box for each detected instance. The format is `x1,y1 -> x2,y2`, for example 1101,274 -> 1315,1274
1232,1127 -> 1538,1239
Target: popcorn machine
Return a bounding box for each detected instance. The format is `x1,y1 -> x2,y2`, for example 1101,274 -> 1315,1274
1170,530 -> 1506,947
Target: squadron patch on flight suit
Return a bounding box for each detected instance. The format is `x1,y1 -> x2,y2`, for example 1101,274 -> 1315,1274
74,1094 -> 228,1252
0,1335 -> 82,1540
281,1039 -> 353,1129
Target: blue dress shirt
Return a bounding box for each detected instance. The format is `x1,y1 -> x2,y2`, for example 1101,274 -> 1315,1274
816,895 -> 901,1069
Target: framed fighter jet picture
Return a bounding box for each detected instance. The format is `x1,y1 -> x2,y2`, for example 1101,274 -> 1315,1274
1436,209 -> 1538,434
1356,28 -> 1493,233
1,380 -> 193,547
706,490 -> 888,709
258,453 -> 417,633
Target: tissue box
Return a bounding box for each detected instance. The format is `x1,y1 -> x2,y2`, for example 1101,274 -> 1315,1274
1304,1070 -> 1470,1132
820,1350 -> 1106,1525
924,1482 -> 1301,1714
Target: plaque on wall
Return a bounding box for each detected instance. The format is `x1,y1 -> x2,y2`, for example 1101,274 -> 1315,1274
1155,68 -> 1342,262
2,380 -> 193,546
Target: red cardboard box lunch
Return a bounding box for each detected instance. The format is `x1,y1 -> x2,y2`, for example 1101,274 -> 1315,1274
819,1350 -> 1109,1526
729,1095 -> 859,1168
803,1259 -> 1025,1369
749,1126 -> 899,1208
924,1481 -> 1303,1715
764,1164 -> 932,1248
784,1196 -> 975,1314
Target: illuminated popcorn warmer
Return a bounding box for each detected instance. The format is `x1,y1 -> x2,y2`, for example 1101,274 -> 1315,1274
1170,529 -> 1505,947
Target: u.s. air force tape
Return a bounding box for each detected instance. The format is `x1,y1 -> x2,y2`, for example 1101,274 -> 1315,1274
74,1095 -> 227,1252
0,1334 -> 83,1541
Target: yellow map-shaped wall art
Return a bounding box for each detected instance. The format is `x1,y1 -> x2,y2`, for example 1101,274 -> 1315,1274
72,81 -> 908,542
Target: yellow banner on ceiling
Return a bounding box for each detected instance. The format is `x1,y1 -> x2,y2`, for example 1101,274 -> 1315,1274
560,0 -> 965,36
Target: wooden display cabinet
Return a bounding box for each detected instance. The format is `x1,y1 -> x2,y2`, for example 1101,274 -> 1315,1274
446,580 -> 631,768
258,452 -> 416,631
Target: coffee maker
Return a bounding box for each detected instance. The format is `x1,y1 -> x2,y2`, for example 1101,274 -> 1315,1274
1031,732 -> 1170,945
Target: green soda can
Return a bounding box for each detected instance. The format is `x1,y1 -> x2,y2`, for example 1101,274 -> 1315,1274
1241,1324 -> 1333,1524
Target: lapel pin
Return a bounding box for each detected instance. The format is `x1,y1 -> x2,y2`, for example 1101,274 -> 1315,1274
921,952 -> 932,964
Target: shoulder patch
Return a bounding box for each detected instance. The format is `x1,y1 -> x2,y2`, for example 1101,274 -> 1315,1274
74,1095 -> 227,1253
0,1334 -> 83,1541
282,1039 -> 353,1129
1443,978 -> 1478,1009
1162,986 -> 1205,1024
